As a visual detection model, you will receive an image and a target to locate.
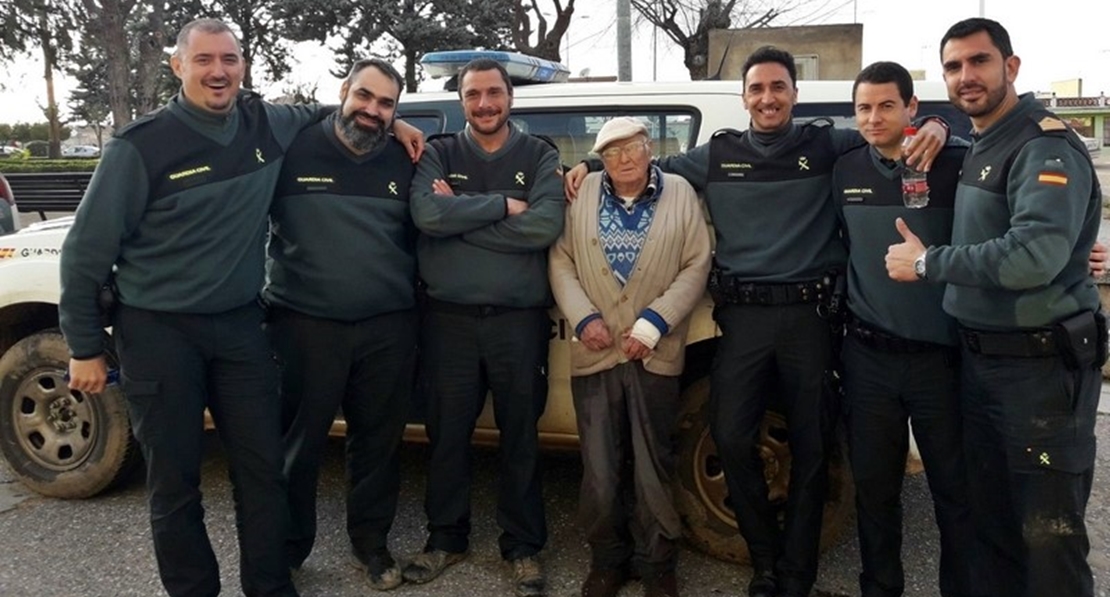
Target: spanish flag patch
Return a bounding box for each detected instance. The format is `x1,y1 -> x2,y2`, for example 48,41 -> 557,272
1038,172 -> 1068,186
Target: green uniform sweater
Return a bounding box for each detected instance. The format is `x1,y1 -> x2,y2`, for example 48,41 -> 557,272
656,121 -> 862,281
410,124 -> 564,308
59,91 -> 325,358
833,142 -> 965,345
928,94 -> 1102,329
265,114 -> 417,321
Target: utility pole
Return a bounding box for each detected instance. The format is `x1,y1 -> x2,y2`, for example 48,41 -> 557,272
617,0 -> 632,81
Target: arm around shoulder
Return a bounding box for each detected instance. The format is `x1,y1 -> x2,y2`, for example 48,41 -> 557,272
264,102 -> 332,149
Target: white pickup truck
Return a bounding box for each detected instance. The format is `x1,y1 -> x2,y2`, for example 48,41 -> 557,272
0,217 -> 139,499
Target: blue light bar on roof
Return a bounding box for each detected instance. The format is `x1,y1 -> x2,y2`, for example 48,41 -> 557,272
420,50 -> 570,84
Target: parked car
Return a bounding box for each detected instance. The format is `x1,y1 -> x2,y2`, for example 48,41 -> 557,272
0,146 -> 22,158
0,173 -> 18,235
1074,131 -> 1101,159
61,145 -> 101,158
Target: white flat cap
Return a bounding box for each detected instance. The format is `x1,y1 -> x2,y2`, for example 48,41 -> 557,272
591,117 -> 648,153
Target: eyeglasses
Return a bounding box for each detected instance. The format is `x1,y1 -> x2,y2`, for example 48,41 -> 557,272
599,140 -> 650,161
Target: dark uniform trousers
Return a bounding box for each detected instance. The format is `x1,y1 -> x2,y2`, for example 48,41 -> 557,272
709,302 -> 835,595
960,347 -> 1099,597
841,335 -> 980,597
421,306 -> 550,560
113,302 -> 295,597
571,362 -> 682,574
266,307 -> 417,567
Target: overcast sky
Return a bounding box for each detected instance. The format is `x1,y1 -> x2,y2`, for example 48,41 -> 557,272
1,0 -> 1107,125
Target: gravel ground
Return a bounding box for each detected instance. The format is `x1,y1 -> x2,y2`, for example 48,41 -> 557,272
3,155 -> 1108,597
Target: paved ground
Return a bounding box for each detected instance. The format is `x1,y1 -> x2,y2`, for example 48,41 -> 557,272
1,415 -> 1108,597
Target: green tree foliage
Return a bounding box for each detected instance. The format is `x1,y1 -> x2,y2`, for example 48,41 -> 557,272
64,18 -> 180,132
0,122 -> 72,144
275,0 -> 514,92
0,0 -> 76,157
66,56 -> 113,147
198,0 -> 294,91
76,0 -> 189,127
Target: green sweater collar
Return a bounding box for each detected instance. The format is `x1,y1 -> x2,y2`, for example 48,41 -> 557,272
167,91 -> 242,144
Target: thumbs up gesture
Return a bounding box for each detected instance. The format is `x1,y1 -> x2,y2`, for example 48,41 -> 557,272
886,217 -> 927,282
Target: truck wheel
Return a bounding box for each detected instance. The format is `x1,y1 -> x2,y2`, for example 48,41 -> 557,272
0,330 -> 140,498
674,377 -> 854,563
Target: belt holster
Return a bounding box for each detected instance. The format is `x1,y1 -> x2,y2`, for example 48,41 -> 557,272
707,265 -> 726,305
1054,310 -> 1105,370
97,273 -> 119,328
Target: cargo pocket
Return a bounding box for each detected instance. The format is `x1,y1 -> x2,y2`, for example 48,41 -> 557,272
120,375 -> 161,445
1008,439 -> 1094,475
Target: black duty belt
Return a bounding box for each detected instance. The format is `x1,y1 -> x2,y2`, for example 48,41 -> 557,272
847,316 -> 951,354
720,279 -> 825,306
959,326 -> 1061,358
426,297 -> 522,318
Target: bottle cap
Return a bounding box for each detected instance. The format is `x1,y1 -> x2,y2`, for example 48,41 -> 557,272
903,126 -> 918,136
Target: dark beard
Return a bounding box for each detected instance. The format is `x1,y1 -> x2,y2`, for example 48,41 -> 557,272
338,111 -> 389,152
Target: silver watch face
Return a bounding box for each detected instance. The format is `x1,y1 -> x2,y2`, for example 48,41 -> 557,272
914,256 -> 926,278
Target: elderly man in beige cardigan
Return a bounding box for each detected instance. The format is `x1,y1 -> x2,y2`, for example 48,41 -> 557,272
549,117 -> 711,597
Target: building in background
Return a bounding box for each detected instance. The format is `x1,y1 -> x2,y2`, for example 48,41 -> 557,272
707,24 -> 863,81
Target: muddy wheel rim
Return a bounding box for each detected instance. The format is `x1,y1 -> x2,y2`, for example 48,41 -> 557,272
10,368 -> 98,471
691,411 -> 792,527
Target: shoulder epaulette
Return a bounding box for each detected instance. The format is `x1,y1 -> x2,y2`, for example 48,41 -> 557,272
530,133 -> 559,152
711,127 -> 745,138
1036,115 -> 1068,133
113,106 -> 167,138
800,116 -> 834,129
238,89 -> 265,107
427,132 -> 458,145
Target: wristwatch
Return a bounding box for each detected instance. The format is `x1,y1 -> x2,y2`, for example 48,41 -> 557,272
913,252 -> 928,280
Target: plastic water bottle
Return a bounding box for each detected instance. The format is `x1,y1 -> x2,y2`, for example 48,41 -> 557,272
901,126 -> 930,208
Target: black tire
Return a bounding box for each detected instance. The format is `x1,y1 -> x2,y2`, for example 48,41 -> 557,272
674,377 -> 854,563
0,329 -> 140,498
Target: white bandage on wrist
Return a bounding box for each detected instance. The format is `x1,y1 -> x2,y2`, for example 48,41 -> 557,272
629,317 -> 662,349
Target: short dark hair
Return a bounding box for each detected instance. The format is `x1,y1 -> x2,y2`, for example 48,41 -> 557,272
457,58 -> 513,98
347,58 -> 404,98
741,46 -> 797,88
940,17 -> 1014,59
853,61 -> 914,105
175,18 -> 239,57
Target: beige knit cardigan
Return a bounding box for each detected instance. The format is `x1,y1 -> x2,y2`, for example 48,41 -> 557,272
549,171 -> 711,377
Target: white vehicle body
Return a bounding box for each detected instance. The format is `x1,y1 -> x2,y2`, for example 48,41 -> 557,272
0,218 -> 69,302
61,145 -> 101,158
1074,131 -> 1101,159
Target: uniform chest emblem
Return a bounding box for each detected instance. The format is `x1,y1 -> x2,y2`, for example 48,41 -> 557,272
978,165 -> 992,181
515,171 -> 526,186
798,156 -> 810,171
388,181 -> 399,195
843,187 -> 872,203
255,148 -> 266,163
